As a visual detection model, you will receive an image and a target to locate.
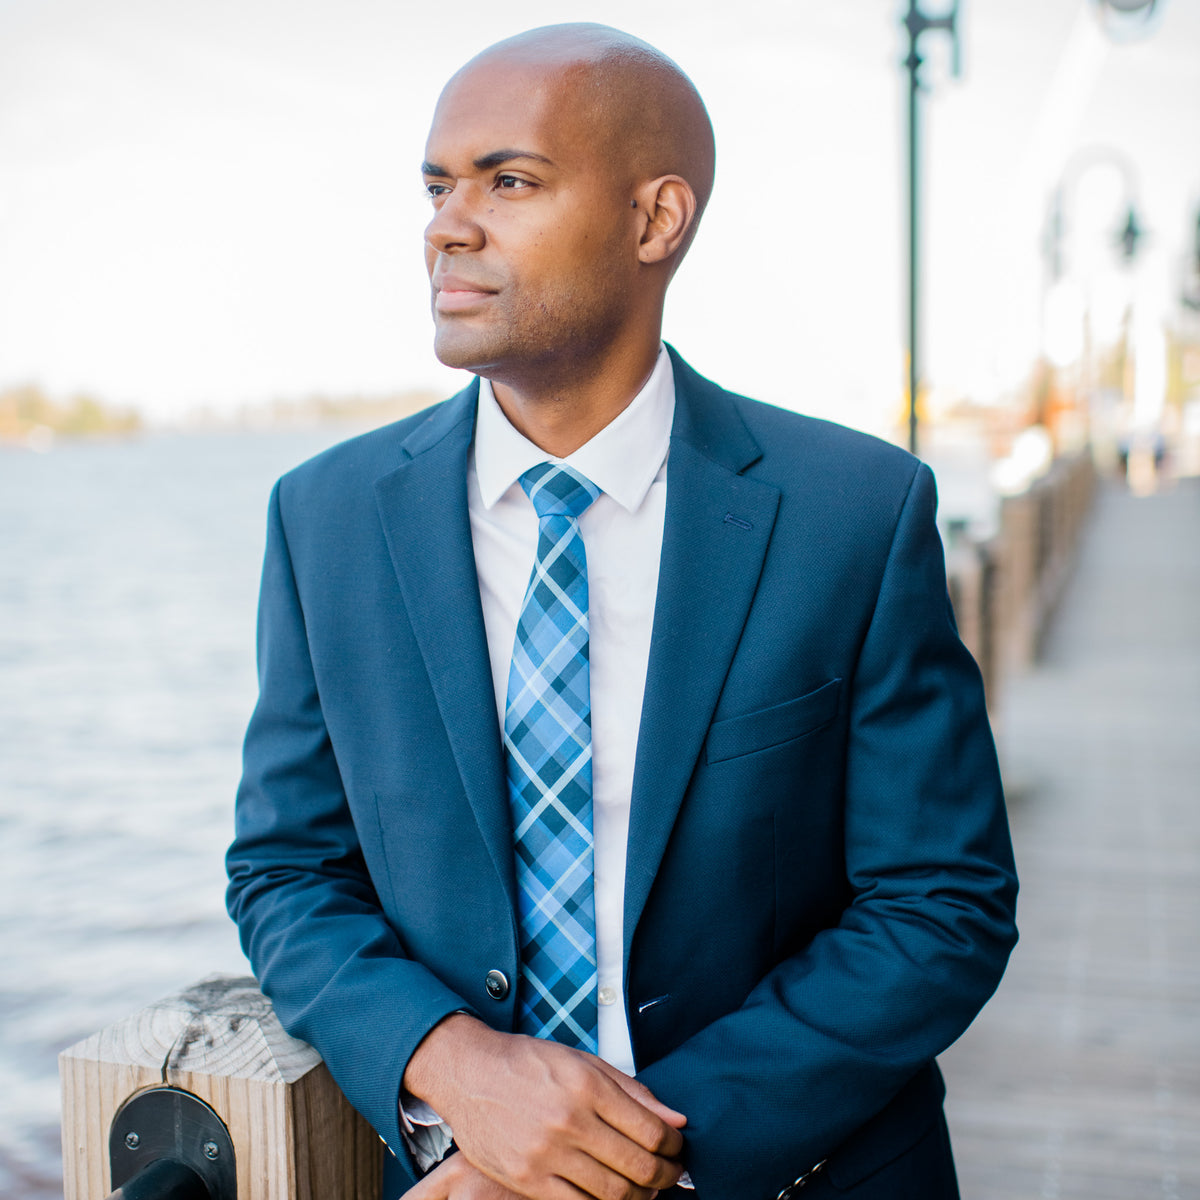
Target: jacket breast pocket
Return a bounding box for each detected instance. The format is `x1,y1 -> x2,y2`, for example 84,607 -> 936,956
704,678 -> 842,764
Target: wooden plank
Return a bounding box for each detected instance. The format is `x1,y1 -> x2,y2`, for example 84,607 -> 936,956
943,480 -> 1200,1200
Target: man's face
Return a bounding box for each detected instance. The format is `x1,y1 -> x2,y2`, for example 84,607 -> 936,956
422,59 -> 639,382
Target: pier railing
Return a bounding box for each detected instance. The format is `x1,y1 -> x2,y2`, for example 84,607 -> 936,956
945,451 -> 1095,717
59,976 -> 381,1200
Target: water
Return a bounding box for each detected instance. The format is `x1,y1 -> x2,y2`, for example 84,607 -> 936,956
0,426 -> 370,1197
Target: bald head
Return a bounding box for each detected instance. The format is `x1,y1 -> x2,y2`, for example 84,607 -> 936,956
446,23 -> 715,250
422,24 -> 714,398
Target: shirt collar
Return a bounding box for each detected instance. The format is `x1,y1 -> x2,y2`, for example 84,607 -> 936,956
473,345 -> 674,514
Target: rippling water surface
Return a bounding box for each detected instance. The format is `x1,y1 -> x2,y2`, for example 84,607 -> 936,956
0,427 -> 366,1197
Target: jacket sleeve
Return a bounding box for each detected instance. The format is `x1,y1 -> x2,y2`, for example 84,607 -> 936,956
225,479 -> 468,1188
635,463 -> 1018,1197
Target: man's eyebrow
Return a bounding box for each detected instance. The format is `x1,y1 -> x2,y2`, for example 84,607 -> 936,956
421,150 -> 555,176
473,149 -> 554,171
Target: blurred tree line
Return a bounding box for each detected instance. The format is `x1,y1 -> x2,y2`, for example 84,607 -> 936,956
0,383 -> 142,443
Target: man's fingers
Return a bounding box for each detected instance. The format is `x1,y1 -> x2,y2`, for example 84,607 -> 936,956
416,1029 -> 685,1199
594,1061 -> 687,1130
478,1107 -> 678,1199
578,1093 -> 684,1179
584,1066 -> 685,1159
553,1144 -> 677,1200
580,1114 -> 683,1195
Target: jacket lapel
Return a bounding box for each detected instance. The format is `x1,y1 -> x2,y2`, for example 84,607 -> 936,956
369,358 -> 781,944
373,381 -> 516,910
624,350 -> 781,956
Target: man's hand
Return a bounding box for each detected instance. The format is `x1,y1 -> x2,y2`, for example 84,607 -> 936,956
406,1154 -> 525,1200
404,1014 -> 686,1200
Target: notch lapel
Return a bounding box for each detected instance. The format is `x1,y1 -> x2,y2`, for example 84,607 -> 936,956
624,353 -> 781,957
373,382 -> 516,911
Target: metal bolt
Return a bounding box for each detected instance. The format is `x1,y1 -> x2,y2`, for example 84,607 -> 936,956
124,1132 -> 140,1150
203,1141 -> 220,1160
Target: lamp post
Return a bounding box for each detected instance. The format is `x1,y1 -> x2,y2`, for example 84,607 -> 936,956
1041,148 -> 1144,445
1183,208 -> 1200,313
1044,148 -> 1143,287
902,1 -> 961,457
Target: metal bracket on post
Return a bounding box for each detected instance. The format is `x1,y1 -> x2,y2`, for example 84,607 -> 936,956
108,1087 -> 236,1200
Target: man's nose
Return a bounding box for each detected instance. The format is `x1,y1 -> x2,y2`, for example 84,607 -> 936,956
424,188 -> 485,255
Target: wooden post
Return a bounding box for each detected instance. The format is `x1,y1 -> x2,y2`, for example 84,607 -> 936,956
60,975 -> 383,1200
997,489 -> 1038,671
945,536 -> 984,673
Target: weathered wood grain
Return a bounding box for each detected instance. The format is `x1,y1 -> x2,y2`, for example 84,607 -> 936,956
60,975 -> 382,1200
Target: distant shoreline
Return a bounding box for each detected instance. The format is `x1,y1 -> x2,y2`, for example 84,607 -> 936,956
0,386 -> 441,451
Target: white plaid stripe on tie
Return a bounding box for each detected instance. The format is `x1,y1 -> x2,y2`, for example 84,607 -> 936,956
504,462 -> 601,1051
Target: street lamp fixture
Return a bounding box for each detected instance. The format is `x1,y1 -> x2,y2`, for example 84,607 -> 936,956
1090,0 -> 1163,41
1043,147 -> 1144,284
1094,0 -> 1158,12
1117,206 -> 1144,263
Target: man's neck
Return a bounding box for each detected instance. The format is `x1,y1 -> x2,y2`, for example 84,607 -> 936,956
489,341 -> 661,458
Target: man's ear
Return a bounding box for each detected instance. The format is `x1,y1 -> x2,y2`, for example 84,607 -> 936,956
634,176 -> 698,266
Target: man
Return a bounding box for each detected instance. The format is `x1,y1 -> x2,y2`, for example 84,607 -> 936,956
227,23 -> 1017,1200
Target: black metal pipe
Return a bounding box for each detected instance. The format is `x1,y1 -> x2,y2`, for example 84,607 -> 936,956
907,33 -> 921,457
105,1157 -> 211,1200
901,0 -> 959,457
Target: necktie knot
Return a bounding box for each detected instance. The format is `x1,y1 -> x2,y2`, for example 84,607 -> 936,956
520,463 -> 600,521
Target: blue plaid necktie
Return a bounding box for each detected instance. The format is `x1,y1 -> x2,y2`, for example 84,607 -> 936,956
504,462 -> 602,1052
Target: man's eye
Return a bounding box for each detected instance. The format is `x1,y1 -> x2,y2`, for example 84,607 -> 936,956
424,182 -> 451,199
496,175 -> 530,190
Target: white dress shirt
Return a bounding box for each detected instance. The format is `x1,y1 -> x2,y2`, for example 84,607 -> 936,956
401,347 -> 675,1168
470,344 -> 674,1075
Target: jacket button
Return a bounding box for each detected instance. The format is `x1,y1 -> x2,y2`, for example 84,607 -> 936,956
485,970 -> 510,1000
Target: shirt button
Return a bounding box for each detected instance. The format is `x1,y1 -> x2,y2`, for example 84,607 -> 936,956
598,986 -> 617,1006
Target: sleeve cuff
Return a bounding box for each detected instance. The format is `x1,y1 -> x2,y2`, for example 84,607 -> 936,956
399,1094 -> 454,1175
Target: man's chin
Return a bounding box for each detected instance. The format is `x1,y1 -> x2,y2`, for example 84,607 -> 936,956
432,326 -> 499,375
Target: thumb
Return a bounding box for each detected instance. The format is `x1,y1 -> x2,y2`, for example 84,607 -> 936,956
404,1154 -> 457,1200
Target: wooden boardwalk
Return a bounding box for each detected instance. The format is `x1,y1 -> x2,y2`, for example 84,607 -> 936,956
942,477 -> 1200,1199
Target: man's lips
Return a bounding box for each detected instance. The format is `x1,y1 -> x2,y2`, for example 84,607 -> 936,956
433,275 -> 498,314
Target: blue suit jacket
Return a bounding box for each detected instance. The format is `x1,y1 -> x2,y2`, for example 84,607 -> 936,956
227,348 -> 1017,1199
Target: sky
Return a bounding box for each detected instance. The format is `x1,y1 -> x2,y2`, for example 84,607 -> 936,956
1,0 -> 1198,433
